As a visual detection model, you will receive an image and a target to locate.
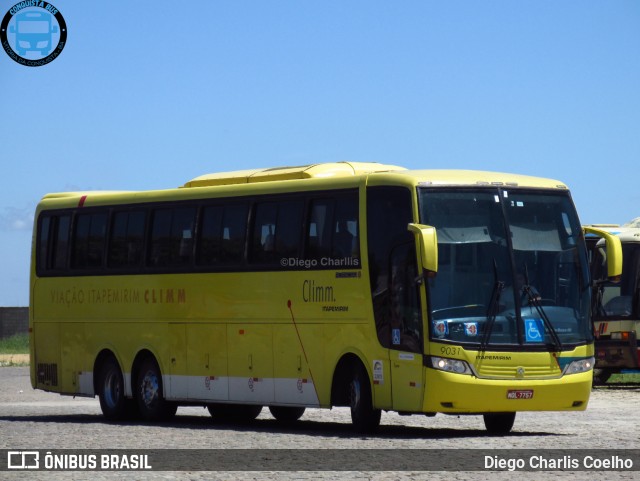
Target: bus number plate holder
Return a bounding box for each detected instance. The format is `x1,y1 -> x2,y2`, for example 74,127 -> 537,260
507,389 -> 534,400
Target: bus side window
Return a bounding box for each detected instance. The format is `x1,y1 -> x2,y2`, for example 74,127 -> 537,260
250,199 -> 304,265
306,199 -> 334,259
36,213 -> 72,273
333,193 -> 359,258
37,215 -> 51,272
276,200 -> 304,259
53,215 -> 71,271
149,209 -> 171,266
72,212 -> 107,269
108,211 -> 146,269
197,203 -> 248,267
333,220 -> 355,258
251,202 -> 278,264
149,207 -> 196,267
263,226 -> 275,252
221,203 -> 248,265
198,205 -> 223,265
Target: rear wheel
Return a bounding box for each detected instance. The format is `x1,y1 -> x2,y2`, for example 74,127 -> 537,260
136,357 -> 177,422
483,412 -> 516,434
268,406 -> 306,423
349,363 -> 381,433
98,357 -> 128,421
207,404 -> 262,423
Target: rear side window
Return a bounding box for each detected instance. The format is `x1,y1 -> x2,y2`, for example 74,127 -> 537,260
37,215 -> 51,272
53,215 -> 71,270
37,213 -> 71,273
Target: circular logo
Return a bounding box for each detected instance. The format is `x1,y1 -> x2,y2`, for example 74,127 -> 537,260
1,2 -> 67,67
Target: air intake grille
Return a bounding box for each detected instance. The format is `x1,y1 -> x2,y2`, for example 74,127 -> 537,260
37,363 -> 58,387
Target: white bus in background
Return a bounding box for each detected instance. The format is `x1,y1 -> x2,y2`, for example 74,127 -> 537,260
587,219 -> 640,384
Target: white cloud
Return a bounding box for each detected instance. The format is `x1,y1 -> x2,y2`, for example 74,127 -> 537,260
1,206 -> 35,232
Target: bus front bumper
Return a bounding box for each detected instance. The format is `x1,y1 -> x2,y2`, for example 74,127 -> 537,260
424,369 -> 592,413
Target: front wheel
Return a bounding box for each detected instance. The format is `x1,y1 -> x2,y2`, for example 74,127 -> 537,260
349,364 -> 381,433
483,412 -> 516,434
136,357 -> 177,422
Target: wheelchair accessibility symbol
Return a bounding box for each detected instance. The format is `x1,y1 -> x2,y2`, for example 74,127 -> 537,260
525,319 -> 544,343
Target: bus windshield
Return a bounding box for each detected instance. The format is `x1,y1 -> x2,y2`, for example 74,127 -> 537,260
419,188 -> 591,349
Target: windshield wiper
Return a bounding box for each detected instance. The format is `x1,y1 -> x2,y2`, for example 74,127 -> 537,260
482,260 -> 504,350
522,284 -> 563,352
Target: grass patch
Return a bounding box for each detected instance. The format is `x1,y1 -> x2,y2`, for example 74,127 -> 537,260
0,333 -> 29,355
608,372 -> 640,384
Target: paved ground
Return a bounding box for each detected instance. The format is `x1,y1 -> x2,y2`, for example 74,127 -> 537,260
1,366 -> 638,480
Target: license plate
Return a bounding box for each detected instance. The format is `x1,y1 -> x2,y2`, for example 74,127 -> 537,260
507,389 -> 534,399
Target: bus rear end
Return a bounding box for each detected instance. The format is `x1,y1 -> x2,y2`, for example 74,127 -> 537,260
588,225 -> 640,383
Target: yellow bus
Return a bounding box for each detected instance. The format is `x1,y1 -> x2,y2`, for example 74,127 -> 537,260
30,162 -> 622,434
587,220 -> 640,384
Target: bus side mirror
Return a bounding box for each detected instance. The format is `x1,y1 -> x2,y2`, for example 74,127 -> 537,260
408,223 -> 438,275
583,226 -> 623,282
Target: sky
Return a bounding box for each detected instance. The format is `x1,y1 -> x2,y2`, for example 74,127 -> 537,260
1,1 -> 639,306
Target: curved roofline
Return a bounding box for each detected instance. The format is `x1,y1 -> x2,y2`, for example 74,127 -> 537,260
182,161 -> 406,188
183,162 -> 568,190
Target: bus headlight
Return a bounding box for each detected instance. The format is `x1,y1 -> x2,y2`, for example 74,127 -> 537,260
430,356 -> 472,375
562,357 -> 595,375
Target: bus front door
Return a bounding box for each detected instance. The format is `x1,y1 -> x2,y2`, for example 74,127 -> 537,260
388,243 -> 425,413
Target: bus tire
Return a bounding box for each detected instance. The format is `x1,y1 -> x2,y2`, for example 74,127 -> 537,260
592,369 -> 612,385
98,356 -> 128,421
483,412 -> 515,434
349,363 -> 381,433
207,404 -> 262,423
268,406 -> 306,423
136,357 -> 177,422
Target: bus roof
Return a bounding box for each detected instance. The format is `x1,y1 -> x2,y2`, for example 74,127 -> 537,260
183,162 -> 569,190
585,222 -> 640,243
624,217 -> 640,229
182,162 -> 405,187
395,169 -> 568,189
37,163 -> 571,210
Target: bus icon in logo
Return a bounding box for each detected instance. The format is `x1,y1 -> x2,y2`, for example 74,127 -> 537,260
10,11 -> 57,56
7,451 -> 39,469
1,2 -> 67,66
